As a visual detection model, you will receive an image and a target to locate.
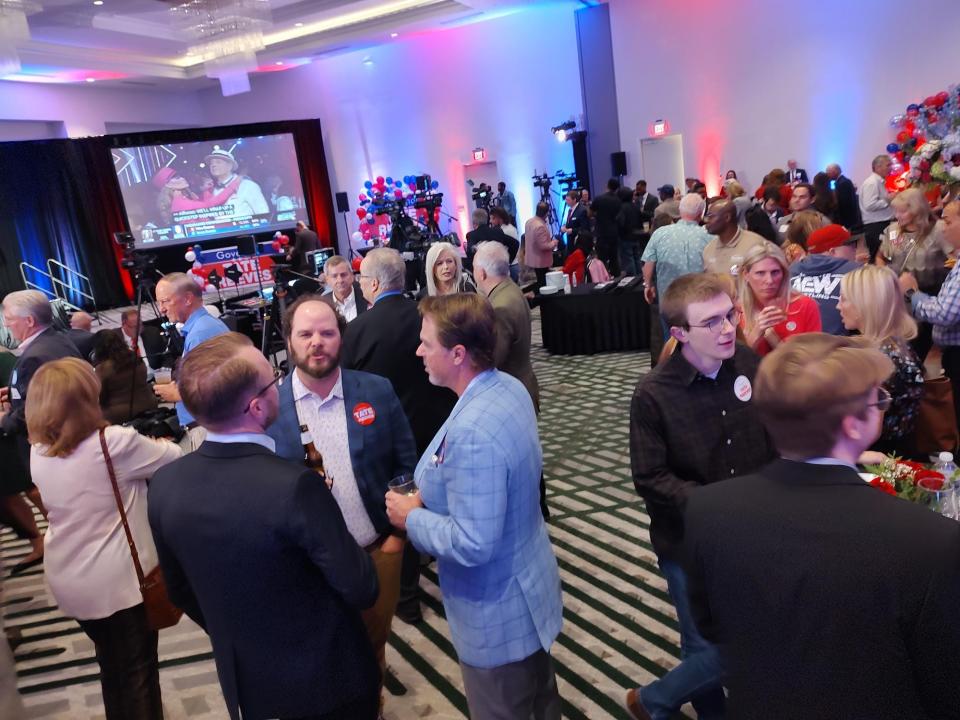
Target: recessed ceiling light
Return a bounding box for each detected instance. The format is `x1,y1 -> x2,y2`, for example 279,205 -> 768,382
390,32 -> 399,38
85,77 -> 96,82
275,61 -> 283,65
295,22 -> 303,27
362,57 -> 374,66
93,0 -> 103,5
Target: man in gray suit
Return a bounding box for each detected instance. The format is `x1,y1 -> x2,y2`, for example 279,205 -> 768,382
473,241 -> 549,519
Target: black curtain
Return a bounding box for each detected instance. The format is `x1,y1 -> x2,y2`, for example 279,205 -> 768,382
0,119 -> 336,308
0,138 -> 129,307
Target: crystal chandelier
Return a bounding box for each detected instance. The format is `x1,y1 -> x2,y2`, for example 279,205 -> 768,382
171,0 -> 272,96
0,0 -> 41,76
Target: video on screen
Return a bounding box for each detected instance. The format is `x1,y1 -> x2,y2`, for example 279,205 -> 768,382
113,133 -> 307,249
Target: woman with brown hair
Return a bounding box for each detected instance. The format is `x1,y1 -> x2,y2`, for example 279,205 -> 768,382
93,330 -> 158,424
782,209 -> 829,265
739,241 -> 822,356
27,358 -> 180,719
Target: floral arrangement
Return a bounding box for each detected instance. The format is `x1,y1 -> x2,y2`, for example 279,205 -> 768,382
885,85 -> 960,193
863,457 -> 946,505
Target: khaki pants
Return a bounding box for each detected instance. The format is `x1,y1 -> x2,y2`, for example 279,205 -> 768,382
361,539 -> 404,692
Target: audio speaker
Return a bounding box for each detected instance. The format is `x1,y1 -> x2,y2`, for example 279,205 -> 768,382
611,151 -> 627,177
335,191 -> 349,213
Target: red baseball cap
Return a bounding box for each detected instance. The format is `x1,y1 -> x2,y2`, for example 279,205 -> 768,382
151,167 -> 177,189
807,224 -> 853,254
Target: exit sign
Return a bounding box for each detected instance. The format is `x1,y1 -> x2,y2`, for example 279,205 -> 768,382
472,147 -> 486,162
647,119 -> 671,137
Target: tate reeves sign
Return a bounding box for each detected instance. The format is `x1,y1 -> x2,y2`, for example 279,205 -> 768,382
191,247 -> 275,292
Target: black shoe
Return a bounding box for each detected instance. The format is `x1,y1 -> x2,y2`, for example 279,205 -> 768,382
10,555 -> 42,575
395,602 -> 423,625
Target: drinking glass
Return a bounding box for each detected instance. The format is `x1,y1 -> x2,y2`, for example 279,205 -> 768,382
388,473 -> 418,496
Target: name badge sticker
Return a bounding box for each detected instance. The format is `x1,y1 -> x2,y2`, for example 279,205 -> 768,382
353,402 -> 376,426
734,375 -> 752,402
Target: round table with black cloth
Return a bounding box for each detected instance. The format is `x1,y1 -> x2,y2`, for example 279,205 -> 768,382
539,284 -> 650,355
0,350 -> 32,496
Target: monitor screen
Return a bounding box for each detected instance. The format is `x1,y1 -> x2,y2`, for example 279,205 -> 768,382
113,133 -> 308,249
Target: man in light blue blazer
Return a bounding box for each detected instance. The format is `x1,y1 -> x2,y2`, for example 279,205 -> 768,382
386,293 -> 563,719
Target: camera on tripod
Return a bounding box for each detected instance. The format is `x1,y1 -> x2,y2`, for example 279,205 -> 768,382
532,173 -> 552,190
414,192 -> 444,212
557,172 -> 581,192
471,184 -> 493,209
113,231 -> 158,277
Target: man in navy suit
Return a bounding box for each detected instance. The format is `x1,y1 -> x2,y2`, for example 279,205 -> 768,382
1,290 -> 82,571
785,158 -> 808,184
149,332 -> 380,720
268,295 -> 416,707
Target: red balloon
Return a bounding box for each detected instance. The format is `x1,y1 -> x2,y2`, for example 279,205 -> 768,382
904,120 -> 915,133
357,207 -> 367,219
359,193 -> 367,202
927,111 -> 939,124
271,240 -> 281,252
923,96 -> 937,108
376,176 -> 385,185
915,136 -> 926,148
936,91 -> 950,106
394,189 -> 403,198
409,182 -> 417,191
896,130 -> 911,143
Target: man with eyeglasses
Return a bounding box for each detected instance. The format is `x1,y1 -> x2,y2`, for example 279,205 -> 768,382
681,333 -> 960,717
149,331 -> 382,720
626,273 -> 775,720
267,294 -> 416,713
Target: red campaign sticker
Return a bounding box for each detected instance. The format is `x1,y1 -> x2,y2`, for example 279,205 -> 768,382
353,402 -> 376,426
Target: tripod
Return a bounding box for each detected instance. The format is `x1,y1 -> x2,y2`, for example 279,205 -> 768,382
126,270 -> 160,422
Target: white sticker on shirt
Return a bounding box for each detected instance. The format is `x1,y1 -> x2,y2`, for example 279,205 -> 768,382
734,375 -> 752,402
10,388 -> 21,400
786,321 -> 797,332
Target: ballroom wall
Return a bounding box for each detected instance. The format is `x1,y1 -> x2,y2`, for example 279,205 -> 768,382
195,3 -> 585,238
608,0 -> 960,196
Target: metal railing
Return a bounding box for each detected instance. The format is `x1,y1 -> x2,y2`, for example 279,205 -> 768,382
18,260 -> 99,319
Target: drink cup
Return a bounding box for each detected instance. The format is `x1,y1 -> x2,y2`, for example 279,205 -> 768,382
388,474 -> 418,496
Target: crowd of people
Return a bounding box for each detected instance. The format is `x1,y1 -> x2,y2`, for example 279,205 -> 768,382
1,152 -> 960,720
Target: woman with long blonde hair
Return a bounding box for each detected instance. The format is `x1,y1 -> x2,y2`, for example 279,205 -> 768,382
417,243 -> 476,298
738,241 -> 822,355
838,265 -> 924,452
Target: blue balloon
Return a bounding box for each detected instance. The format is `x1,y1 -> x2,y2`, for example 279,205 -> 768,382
364,180 -> 373,190
907,103 -> 920,112
431,180 -> 440,189
395,180 -> 403,188
886,143 -> 900,153
403,175 -> 411,184
386,177 -> 393,185
367,216 -> 376,224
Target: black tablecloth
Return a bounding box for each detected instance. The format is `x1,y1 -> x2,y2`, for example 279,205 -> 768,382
539,285 -> 650,355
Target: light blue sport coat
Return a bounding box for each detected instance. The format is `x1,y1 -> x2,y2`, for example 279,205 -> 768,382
406,369 -> 563,668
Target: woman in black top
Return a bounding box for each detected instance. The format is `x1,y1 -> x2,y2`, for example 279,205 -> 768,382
92,330 -> 158,424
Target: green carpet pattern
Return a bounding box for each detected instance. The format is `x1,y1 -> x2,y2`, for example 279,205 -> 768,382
1,312 -> 692,719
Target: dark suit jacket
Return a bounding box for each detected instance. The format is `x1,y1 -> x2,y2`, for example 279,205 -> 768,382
684,458 -> 960,719
2,327 -> 82,461
466,224 -> 519,263
341,294 -> 457,455
67,328 -> 95,360
148,441 -> 380,720
564,202 -> 588,245
834,175 -> 861,229
487,280 -> 539,412
97,359 -> 158,424
635,192 -> 659,223
786,167 -> 808,183
267,368 -> 416,535
290,227 -> 320,273
320,283 -> 368,320
591,191 -> 622,242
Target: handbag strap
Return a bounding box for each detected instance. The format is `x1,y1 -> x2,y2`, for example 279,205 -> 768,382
99,428 -> 146,586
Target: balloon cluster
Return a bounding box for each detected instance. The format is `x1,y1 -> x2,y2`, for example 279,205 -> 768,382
885,84 -> 960,193
271,231 -> 290,253
353,173 -> 443,243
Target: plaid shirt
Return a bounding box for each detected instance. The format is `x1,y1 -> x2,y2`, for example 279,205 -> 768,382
912,262 -> 960,347
630,344 -> 776,560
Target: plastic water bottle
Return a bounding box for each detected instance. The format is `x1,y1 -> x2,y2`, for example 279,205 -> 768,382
934,452 -> 958,484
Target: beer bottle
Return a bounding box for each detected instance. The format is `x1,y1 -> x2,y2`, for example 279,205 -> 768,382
300,424 -> 331,487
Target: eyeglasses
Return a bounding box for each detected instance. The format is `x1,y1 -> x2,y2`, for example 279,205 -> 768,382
687,308 -> 742,334
243,367 -> 283,414
868,386 -> 893,413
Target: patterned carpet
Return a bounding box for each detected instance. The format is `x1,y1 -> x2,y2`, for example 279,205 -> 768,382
1,310 -> 691,720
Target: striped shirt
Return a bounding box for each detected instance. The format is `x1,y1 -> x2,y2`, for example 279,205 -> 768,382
912,262 -> 960,347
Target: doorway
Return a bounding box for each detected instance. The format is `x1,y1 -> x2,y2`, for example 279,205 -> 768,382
639,135 -> 685,191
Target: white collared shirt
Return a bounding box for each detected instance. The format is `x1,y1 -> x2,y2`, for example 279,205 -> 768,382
15,326 -> 46,353
859,172 -> 894,224
292,368 -> 378,546
205,431 -> 276,452
329,289 -> 358,322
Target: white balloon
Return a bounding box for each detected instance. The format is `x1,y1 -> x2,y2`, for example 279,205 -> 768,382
351,231 -> 363,242
184,250 -> 197,263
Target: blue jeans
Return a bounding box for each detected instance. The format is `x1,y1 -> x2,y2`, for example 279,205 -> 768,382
638,560 -> 725,719
620,241 -> 642,276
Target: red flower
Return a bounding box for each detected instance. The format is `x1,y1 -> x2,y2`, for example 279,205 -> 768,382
900,460 -> 925,471
869,478 -> 897,496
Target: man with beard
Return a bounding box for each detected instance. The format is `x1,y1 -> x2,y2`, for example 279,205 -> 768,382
149,332 -> 381,720
267,295 -> 417,711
